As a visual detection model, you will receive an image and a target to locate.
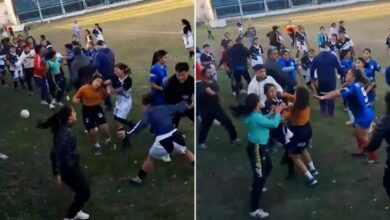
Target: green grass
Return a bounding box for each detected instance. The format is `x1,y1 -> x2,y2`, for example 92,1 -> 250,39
197,2 -> 390,220
0,4 -> 194,220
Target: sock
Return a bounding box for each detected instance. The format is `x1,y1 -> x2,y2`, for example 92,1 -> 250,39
138,169 -> 147,180
360,138 -> 378,161
308,161 -> 315,171
304,171 -> 313,180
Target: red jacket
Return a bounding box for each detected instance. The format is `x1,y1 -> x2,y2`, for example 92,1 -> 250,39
196,61 -> 202,82
34,54 -> 46,78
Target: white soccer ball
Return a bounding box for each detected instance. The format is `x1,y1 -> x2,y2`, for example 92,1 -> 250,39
20,109 -> 30,118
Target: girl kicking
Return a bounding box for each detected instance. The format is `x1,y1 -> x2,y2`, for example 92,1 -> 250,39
232,93 -> 285,218
284,87 -> 318,186
37,106 -> 90,220
118,94 -> 194,185
314,68 -> 377,164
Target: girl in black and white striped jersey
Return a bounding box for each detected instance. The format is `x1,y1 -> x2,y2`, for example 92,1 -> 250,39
182,19 -> 194,58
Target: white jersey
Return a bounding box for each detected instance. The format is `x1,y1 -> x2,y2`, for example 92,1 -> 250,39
116,76 -> 132,110
183,30 -> 194,49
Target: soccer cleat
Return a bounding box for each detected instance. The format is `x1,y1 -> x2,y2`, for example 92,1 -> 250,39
309,169 -> 319,176
161,155 -> 172,163
129,176 -> 142,185
306,178 -> 318,187
92,145 -> 102,156
249,209 -> 270,218
49,103 -> 56,109
74,210 -> 89,220
198,143 -> 207,149
40,100 -> 49,105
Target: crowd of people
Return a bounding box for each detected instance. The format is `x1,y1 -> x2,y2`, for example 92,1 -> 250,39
197,19 -> 390,218
0,17 -> 195,220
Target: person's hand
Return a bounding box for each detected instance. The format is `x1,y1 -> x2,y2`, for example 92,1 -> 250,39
117,130 -> 126,139
55,175 -> 62,187
313,95 -> 324,100
73,97 -> 81,103
275,104 -> 286,114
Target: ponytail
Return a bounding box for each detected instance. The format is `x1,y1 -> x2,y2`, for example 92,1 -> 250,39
151,49 -> 167,67
37,106 -> 72,135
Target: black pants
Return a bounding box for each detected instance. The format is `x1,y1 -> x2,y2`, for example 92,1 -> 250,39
23,68 -> 34,92
198,109 -> 237,144
60,164 -> 90,219
48,74 -> 65,102
247,143 -> 272,211
384,163 -> 390,199
233,69 -> 251,99
173,109 -> 194,128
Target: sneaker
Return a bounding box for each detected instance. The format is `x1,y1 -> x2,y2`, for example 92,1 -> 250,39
49,103 -> 56,109
74,210 -> 89,220
212,120 -> 221,126
249,209 -> 270,218
306,178 -> 318,187
161,155 -> 172,163
309,169 -> 319,176
56,102 -> 64,106
231,138 -> 241,145
363,160 -> 379,165
240,89 -> 247,94
345,121 -> 353,125
92,145 -> 102,156
129,176 -> 142,185
66,95 -> 70,101
232,92 -> 236,97
40,100 -> 49,105
262,187 -> 267,192
198,143 -> 207,149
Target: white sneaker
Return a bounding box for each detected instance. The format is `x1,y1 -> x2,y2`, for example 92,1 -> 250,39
262,187 -> 267,192
212,120 -> 221,126
199,143 -> 207,149
66,95 -> 70,101
250,209 -> 270,218
56,102 -> 64,106
63,218 -> 73,220
161,155 -> 172,163
49,103 -> 56,109
40,100 -> 49,105
74,210 -> 89,219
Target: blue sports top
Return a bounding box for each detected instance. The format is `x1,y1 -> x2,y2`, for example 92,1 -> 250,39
340,82 -> 370,117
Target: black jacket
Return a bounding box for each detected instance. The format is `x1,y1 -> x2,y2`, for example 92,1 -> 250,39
264,58 -> 296,93
50,124 -> 80,175
366,114 -> 390,165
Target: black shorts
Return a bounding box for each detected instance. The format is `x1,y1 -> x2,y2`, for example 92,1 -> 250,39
82,105 -> 106,130
286,123 -> 312,155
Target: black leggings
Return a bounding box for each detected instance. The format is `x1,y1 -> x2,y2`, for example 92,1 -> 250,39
172,109 -> 194,129
23,68 -> 34,92
60,164 -> 90,219
198,109 -> 237,144
232,69 -> 251,99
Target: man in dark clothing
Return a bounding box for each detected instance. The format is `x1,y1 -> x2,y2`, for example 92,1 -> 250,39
71,46 -> 91,90
92,40 -> 116,111
264,48 -> 296,94
310,47 -> 343,117
164,62 -> 194,128
227,37 -> 251,100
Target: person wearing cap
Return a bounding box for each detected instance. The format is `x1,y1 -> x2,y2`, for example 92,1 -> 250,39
227,37 -> 251,100
310,45 -> 343,117
92,40 -> 116,111
248,64 -> 284,108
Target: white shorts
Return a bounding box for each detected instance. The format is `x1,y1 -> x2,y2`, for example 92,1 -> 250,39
303,70 -> 311,83
114,106 -> 131,120
149,129 -> 187,160
12,69 -> 23,80
183,35 -> 194,49
251,58 -> 263,67
297,42 -> 308,52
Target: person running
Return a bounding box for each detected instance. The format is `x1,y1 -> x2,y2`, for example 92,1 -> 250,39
7,45 -> 25,91
314,68 -> 378,164
266,26 -> 283,51
197,65 -> 239,149
150,49 -> 168,106
19,44 -> 35,95
118,94 -> 195,185
181,18 -> 194,58
284,87 -> 319,186
72,73 -> 113,155
278,49 -> 298,84
232,93 -> 285,218
365,91 -> 390,199
250,37 -> 264,67
92,23 -> 104,42
37,106 -> 90,220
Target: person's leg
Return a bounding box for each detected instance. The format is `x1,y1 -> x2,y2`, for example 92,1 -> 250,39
302,149 -> 317,172
23,68 -> 32,92
328,99 -> 335,117
198,113 -> 214,145
0,70 -> 6,86
185,108 -> 194,122
172,113 -> 182,128
61,166 -> 90,219
233,70 -> 242,98
215,110 -> 238,142
319,99 -> 327,116
355,125 -> 377,161
243,69 -> 251,86
132,155 -> 155,183
384,165 -> 390,199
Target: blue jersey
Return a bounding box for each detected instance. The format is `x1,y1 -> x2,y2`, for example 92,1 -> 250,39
366,59 -> 381,83
341,82 -> 370,117
340,59 -> 353,75
277,58 -> 297,82
126,102 -> 187,136
149,64 -> 168,105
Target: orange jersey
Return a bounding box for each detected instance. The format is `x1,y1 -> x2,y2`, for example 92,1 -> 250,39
284,25 -> 297,35
74,84 -> 107,107
282,93 -> 310,125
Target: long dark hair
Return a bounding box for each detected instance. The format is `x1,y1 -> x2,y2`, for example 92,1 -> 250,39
116,63 -> 131,75
181,19 -> 192,32
291,87 -> 310,115
351,68 -> 370,87
231,93 -> 259,117
37,106 -> 73,136
25,36 -> 37,48
151,50 -> 167,66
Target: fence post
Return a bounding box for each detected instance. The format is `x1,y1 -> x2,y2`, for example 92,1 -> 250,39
264,0 -> 269,12
82,0 -> 87,10
35,0 -> 44,22
59,0 -> 66,15
237,0 -> 244,20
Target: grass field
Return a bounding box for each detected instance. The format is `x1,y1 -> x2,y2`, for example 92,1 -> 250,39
0,1 -> 194,220
197,2 -> 390,220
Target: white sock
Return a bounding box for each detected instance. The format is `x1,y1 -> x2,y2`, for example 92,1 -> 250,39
304,171 -> 313,179
308,161 -> 315,170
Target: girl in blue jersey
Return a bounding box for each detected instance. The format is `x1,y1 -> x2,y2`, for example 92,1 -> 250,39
363,49 -> 381,105
150,50 -> 168,105
314,68 -> 378,164
278,49 -> 298,83
356,57 -> 376,108
232,93 -> 285,219
340,50 -> 353,113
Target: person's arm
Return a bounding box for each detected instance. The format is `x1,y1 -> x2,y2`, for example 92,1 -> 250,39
313,89 -> 342,100
282,92 -> 296,103
255,111 -> 282,128
365,116 -> 388,152
72,87 -> 83,103
149,72 -> 163,91
125,111 -> 150,136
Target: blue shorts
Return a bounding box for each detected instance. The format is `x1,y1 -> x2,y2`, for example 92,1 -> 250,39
354,108 -> 374,129
286,123 -> 312,155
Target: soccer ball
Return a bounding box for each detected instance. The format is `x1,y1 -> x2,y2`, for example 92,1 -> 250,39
20,109 -> 30,118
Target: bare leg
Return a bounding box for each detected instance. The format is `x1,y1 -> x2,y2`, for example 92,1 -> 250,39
301,149 -> 313,165
88,129 -> 98,145
290,154 -> 309,175
99,123 -> 111,139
